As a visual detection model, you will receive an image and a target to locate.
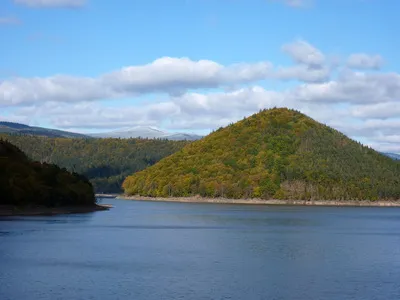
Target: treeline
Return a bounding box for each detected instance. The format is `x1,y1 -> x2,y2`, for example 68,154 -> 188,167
0,135 -> 189,193
0,140 -> 95,207
123,108 -> 400,201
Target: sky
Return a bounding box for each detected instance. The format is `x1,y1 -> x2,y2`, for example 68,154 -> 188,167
1,0 -> 399,153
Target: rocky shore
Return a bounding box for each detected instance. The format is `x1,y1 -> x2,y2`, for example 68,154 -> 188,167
120,195 -> 400,207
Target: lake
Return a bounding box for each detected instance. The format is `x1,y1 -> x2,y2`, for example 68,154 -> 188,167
1,199 -> 400,300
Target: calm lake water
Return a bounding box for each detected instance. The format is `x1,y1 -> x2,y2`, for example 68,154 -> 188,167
1,199 -> 400,300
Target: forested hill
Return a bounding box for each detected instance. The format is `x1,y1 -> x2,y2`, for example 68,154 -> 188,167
123,108 -> 400,201
0,140 -> 95,207
0,135 -> 189,193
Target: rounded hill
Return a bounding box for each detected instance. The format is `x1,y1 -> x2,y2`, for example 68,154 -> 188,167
123,108 -> 400,201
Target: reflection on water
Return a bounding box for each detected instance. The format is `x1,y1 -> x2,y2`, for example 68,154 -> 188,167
1,199 -> 400,300
0,214 -> 94,224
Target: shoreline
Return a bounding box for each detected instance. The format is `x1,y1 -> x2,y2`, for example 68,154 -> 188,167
95,193 -> 118,198
0,204 -> 111,217
119,195 -> 400,207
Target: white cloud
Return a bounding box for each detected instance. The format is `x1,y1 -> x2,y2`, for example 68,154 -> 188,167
0,16 -> 21,25
0,86 -> 345,133
0,114 -> 31,124
291,71 -> 400,104
351,102 -> 400,119
0,51 -> 335,106
5,87 -> 284,130
347,53 -> 384,70
338,119 -> 400,139
0,75 -> 111,105
374,135 -> 400,144
1,40 -> 340,107
172,86 -> 286,117
0,58 -> 273,106
13,0 -> 86,8
103,58 -> 273,95
276,65 -> 330,82
366,132 -> 400,154
24,101 -> 180,130
278,40 -> 332,83
282,39 -> 325,67
366,142 -> 400,154
363,119 -> 400,135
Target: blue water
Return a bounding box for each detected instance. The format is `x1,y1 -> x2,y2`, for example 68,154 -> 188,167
1,199 -> 400,300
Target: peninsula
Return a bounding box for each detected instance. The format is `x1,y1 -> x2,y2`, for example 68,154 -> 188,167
0,139 -> 109,216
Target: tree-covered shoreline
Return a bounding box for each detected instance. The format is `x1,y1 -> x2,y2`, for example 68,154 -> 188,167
0,140 -> 96,208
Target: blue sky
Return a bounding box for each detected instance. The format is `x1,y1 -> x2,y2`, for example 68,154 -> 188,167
1,0 -> 400,153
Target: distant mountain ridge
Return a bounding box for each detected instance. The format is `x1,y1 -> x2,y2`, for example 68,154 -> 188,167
383,153 -> 400,160
0,121 -> 91,138
0,122 -> 203,141
89,126 -> 203,141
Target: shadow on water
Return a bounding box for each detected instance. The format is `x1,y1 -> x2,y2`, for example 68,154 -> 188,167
0,230 -> 37,237
0,213 -> 95,224
10,256 -> 198,274
0,213 -> 95,238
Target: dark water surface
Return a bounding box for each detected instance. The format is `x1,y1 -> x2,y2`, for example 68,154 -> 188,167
1,199 -> 400,300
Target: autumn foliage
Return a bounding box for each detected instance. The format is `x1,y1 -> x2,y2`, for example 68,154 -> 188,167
123,108 -> 400,201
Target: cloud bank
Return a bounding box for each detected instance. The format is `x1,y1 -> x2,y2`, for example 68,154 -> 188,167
347,53 -> 384,70
1,41 -> 336,106
2,39 -> 400,153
